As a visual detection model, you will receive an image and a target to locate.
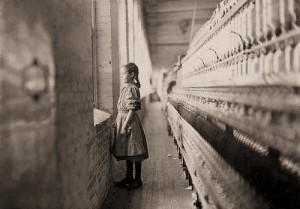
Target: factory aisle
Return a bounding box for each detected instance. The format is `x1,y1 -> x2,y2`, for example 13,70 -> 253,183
101,102 -> 193,209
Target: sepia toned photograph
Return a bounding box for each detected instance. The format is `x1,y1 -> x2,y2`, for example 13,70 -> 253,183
0,0 -> 300,208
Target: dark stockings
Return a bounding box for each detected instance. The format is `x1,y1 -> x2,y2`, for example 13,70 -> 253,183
126,160 -> 142,181
126,160 -> 133,179
118,160 -> 143,189
135,161 -> 142,181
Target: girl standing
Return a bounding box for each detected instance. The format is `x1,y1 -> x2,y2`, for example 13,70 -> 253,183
112,62 -> 149,189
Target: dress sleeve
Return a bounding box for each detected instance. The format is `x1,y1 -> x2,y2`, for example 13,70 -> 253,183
125,85 -> 141,111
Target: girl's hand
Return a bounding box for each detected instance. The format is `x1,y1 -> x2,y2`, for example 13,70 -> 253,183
120,125 -> 127,134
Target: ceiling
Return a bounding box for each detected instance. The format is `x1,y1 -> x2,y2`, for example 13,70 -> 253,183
143,0 -> 221,70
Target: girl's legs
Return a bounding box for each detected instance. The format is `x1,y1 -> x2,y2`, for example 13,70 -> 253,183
115,160 -> 143,189
128,161 -> 143,189
126,160 -> 134,180
135,161 -> 142,182
114,160 -> 134,187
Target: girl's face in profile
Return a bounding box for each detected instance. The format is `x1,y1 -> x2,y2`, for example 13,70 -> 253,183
121,67 -> 134,84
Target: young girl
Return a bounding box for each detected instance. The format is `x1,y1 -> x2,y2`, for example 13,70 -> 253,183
112,62 -> 149,189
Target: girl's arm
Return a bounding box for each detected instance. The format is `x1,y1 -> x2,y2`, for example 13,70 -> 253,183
121,110 -> 135,134
121,85 -> 140,134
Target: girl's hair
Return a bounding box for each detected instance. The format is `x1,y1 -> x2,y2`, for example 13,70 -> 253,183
123,62 -> 141,88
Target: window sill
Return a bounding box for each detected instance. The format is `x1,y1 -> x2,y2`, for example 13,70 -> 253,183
93,108 -> 112,126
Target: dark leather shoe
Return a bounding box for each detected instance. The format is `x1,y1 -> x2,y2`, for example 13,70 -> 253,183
114,177 -> 134,187
127,179 -> 143,190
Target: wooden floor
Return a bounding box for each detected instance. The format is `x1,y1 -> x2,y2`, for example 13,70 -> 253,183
101,102 -> 193,209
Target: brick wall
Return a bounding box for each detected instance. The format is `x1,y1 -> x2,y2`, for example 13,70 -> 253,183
111,0 -> 121,119
95,0 -> 120,115
52,0 -> 119,208
87,118 -> 112,209
0,0 -> 152,209
0,0 -> 113,209
118,0 -> 129,67
93,2 -> 121,205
